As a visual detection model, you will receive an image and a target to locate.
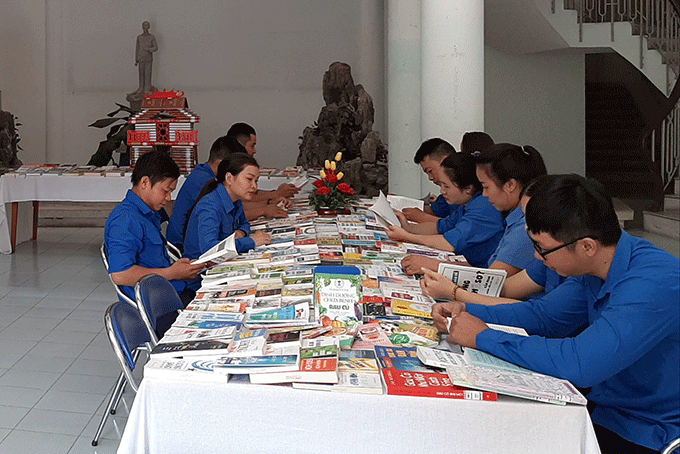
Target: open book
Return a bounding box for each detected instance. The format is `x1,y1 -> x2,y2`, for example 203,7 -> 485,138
368,191 -> 401,227
386,194 -> 425,212
437,263 -> 507,297
192,233 -> 238,266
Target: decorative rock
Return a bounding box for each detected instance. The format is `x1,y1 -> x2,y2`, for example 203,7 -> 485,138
0,111 -> 22,170
360,130 -> 380,164
297,62 -> 388,196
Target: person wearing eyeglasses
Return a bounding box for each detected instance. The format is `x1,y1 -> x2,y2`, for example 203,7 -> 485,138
432,174 -> 679,454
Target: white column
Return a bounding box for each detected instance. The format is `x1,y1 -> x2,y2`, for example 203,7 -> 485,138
386,0 -> 422,198
421,0 -> 485,196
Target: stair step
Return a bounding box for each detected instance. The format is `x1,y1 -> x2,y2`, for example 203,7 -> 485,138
643,209 -> 680,239
665,194 -> 680,211
587,138 -> 641,148
588,160 -> 650,172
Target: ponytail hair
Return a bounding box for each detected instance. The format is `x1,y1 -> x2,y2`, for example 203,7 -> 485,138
183,153 -> 259,239
475,143 -> 547,190
440,152 -> 482,193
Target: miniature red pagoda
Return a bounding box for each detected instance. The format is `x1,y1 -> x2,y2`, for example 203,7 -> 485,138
127,89 -> 199,174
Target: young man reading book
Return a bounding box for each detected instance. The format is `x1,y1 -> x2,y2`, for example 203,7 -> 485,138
401,138 -> 455,224
432,174 -> 679,454
227,122 -> 299,200
105,151 -> 205,305
167,135 -> 289,250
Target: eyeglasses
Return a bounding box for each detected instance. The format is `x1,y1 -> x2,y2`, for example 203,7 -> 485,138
529,235 -> 591,259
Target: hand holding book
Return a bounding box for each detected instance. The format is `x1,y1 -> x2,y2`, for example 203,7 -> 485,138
420,268 -> 459,300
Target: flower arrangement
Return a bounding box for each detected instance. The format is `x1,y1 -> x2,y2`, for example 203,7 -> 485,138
308,152 -> 357,211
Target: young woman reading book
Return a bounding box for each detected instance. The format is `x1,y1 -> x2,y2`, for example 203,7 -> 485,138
387,152 -> 504,267
400,143 -> 547,278
183,153 -> 271,261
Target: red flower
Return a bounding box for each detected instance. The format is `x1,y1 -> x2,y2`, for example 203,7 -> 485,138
337,183 -> 354,195
316,186 -> 331,195
325,173 -> 338,183
312,179 -> 324,187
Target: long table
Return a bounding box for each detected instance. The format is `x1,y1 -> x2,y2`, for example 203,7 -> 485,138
117,374 -> 601,454
0,173 -> 301,253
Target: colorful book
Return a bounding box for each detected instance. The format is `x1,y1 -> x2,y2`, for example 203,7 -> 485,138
249,345 -> 339,384
437,263 -> 507,297
375,346 -> 497,401
213,355 -> 300,375
314,266 -> 363,328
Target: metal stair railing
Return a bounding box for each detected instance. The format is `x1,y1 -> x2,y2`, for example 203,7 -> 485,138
557,0 -> 679,95
647,77 -> 680,195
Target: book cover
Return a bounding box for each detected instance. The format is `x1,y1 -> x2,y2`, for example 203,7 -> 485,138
150,338 -> 232,359
390,299 -> 433,319
437,263 -> 507,297
192,233 -> 238,266
314,267 -> 363,328
249,345 -> 339,384
446,364 -> 586,405
213,355 -> 300,375
350,323 -> 393,350
375,346 -> 497,401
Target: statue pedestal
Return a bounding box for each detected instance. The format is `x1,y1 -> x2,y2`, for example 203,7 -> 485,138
125,92 -> 145,112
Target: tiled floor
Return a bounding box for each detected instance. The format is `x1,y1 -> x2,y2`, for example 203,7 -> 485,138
0,227 -> 132,454
0,226 -> 677,454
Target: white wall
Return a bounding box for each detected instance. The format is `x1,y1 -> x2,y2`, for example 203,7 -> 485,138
484,46 -> 586,175
1,0 -> 384,168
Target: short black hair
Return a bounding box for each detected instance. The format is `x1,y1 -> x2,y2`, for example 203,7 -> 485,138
475,143 -> 547,190
226,122 -> 256,144
208,135 -> 248,163
460,132 -> 494,154
413,138 -> 456,164
131,151 -> 180,186
525,174 -> 622,246
440,153 -> 482,193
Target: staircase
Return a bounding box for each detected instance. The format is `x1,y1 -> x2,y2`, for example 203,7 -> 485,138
643,177 -> 680,239
585,82 -> 660,205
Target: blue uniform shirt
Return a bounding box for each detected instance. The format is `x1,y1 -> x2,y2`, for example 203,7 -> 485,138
104,190 -> 187,301
468,231 -> 680,451
430,194 -> 453,217
486,206 -> 534,269
166,163 -> 215,246
436,192 -> 504,267
524,258 -> 567,294
183,184 -> 255,259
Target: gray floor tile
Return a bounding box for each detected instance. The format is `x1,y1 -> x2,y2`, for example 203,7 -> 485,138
35,389 -> 107,414
0,386 -> 46,408
15,408 -> 92,436
0,370 -> 63,390
0,430 -> 77,454
0,406 -> 30,429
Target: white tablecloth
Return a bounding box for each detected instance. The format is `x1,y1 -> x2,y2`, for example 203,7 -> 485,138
0,174 -> 301,253
117,375 -> 601,454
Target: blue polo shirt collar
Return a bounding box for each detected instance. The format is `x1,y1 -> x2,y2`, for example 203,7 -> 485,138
126,189 -> 154,216
589,230 -> 630,301
505,205 -> 524,228
216,184 -> 237,216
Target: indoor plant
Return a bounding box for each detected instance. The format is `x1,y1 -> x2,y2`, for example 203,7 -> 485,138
308,152 -> 357,213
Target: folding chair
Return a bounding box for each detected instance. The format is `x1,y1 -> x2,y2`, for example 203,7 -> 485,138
662,438 -> 680,454
166,241 -> 182,263
92,302 -> 152,446
100,242 -> 136,306
135,274 -> 185,344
